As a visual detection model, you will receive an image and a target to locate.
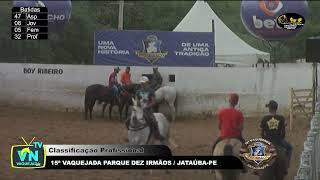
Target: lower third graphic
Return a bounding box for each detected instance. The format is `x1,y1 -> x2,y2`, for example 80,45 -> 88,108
11,137 -> 46,168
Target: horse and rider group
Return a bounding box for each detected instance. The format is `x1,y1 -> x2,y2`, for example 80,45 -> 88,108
84,66 -> 168,136
84,66 -> 292,180
212,94 -> 293,180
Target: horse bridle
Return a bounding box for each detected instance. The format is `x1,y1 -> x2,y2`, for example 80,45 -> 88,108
128,123 -> 148,131
128,114 -> 148,131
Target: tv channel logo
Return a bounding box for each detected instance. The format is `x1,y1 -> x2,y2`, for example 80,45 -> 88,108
11,137 -> 46,169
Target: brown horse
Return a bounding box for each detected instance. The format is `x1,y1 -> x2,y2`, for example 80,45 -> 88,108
106,83 -> 141,120
84,84 -> 118,120
257,144 -> 288,180
212,138 -> 243,180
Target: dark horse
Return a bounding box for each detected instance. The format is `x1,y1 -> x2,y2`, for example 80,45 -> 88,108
84,84 -> 119,120
107,83 -> 141,120
258,144 -> 288,180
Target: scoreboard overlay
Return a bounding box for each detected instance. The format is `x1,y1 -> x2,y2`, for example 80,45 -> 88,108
12,7 -> 48,40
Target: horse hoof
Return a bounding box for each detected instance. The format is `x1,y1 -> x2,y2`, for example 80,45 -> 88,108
169,141 -> 179,150
171,145 -> 179,150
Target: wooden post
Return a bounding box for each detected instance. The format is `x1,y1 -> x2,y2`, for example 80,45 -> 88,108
289,88 -> 293,130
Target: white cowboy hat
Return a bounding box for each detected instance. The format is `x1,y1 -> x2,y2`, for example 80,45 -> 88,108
139,76 -> 149,83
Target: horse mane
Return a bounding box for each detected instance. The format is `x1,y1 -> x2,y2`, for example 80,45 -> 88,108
214,138 -> 243,155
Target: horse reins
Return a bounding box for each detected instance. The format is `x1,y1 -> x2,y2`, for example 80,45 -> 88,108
128,123 -> 148,131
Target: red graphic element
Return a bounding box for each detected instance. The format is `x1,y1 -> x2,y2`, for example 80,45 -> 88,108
259,0 -> 282,17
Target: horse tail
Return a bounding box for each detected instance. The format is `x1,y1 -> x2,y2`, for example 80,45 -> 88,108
223,144 -> 233,156
222,144 -> 237,180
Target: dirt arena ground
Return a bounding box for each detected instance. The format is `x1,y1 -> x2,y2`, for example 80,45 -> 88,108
0,104 -> 310,180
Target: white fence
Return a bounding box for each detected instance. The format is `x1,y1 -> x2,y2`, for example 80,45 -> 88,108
295,112 -> 320,180
0,63 -> 313,116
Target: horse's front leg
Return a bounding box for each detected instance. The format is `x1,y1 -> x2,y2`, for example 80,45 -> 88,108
169,103 -> 176,122
119,103 -> 124,121
109,102 -> 113,120
167,102 -> 178,149
102,103 -> 107,118
125,104 -> 129,119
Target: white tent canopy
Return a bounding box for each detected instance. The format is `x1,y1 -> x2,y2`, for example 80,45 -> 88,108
173,1 -> 270,65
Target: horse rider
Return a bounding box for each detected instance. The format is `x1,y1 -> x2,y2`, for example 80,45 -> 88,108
126,76 -> 165,141
150,66 -> 163,91
212,93 -> 246,173
260,100 -> 293,174
212,93 -> 246,153
108,67 -> 121,98
121,66 -> 132,86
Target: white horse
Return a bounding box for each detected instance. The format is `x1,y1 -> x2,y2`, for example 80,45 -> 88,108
154,86 -> 177,122
128,98 -> 172,176
212,138 -> 243,180
154,86 -> 178,148
128,98 -> 170,145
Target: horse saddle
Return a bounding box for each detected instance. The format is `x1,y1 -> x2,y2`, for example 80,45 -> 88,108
120,91 -> 130,97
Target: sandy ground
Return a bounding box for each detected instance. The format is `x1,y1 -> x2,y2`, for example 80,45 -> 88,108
0,104 -> 310,180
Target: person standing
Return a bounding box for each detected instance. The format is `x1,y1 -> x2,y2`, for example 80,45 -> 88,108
150,67 -> 163,91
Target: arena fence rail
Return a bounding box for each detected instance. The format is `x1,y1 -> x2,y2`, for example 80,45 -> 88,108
294,112 -> 320,180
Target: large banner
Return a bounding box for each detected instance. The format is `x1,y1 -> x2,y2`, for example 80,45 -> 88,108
94,30 -> 214,67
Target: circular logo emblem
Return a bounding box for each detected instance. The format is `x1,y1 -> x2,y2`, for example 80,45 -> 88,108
13,0 -> 72,32
240,138 -> 276,170
240,0 -> 308,40
277,13 -> 305,30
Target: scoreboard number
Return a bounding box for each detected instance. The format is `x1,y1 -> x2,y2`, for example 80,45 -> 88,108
13,27 -> 21,33
13,34 -> 22,40
13,20 -> 21,26
14,13 -> 22,19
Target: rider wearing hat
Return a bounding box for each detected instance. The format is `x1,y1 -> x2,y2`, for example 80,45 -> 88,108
126,76 -> 165,141
150,66 -> 163,91
108,67 -> 121,97
261,100 -> 292,173
212,93 -> 246,151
